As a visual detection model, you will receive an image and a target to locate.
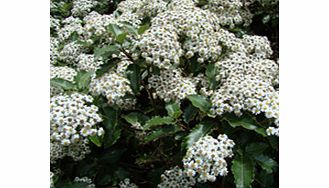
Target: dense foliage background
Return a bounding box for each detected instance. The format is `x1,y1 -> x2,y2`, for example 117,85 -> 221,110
50,0 -> 279,187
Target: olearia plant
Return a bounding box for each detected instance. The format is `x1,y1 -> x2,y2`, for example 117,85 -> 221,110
50,0 -> 279,187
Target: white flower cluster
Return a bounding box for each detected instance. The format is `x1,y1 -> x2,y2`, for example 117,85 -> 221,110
119,178 -> 138,188
50,37 -> 60,65
74,177 -> 96,188
58,16 -> 85,42
51,141 -> 91,162
134,0 -> 226,68
201,0 -> 249,28
50,65 -> 77,82
76,54 -> 104,72
72,0 -> 98,17
89,71 -> 135,109
117,0 -> 167,18
183,134 -> 235,183
266,126 -> 279,136
135,24 -> 182,68
50,16 -> 60,32
84,11 -> 117,37
59,41 -> 84,63
50,93 -> 104,162
157,166 -> 196,188
148,69 -> 196,102
210,34 -> 279,132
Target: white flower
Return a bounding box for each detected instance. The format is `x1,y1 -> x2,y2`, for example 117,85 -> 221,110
183,134 -> 235,183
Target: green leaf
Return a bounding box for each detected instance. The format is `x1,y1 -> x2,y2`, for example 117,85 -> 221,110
96,58 -> 121,78
138,24 -> 150,35
75,71 -> 94,91
144,116 -> 174,130
165,102 -> 182,119
88,135 -> 102,147
102,106 -> 121,148
183,103 -> 198,123
144,125 -> 180,142
50,78 -> 76,90
183,122 -> 213,149
116,32 -> 128,44
224,114 -> 267,137
121,23 -> 139,35
187,95 -> 211,113
205,64 -> 218,90
232,153 -> 255,188
107,24 -> 122,36
126,64 -> 141,94
122,112 -> 149,125
94,45 -> 119,59
254,155 -> 278,173
245,142 -> 269,156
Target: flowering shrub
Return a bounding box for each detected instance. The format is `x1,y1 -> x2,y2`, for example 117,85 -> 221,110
50,0 -> 279,187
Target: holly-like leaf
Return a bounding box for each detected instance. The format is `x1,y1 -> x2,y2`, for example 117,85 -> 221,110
96,58 -> 120,78
254,155 -> 278,173
224,114 -> 267,137
232,153 -> 255,188
144,124 -> 180,142
187,95 -> 211,113
245,142 -> 269,156
75,71 -> 94,91
183,122 -> 213,149
94,45 -> 119,59
107,24 -> 122,36
50,78 -> 76,90
205,63 -> 218,90
165,102 -> 182,119
122,112 -> 149,125
102,106 -> 121,148
126,64 -> 141,94
144,116 -> 174,130
89,135 -> 102,147
183,103 -> 198,123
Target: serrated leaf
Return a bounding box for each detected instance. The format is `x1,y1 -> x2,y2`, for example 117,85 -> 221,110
116,32 -> 128,44
138,24 -> 150,35
89,135 -> 102,147
183,122 -> 213,149
165,102 -> 182,119
50,78 -> 76,90
245,142 -> 268,156
144,125 -> 180,142
144,116 -> 174,130
224,114 -> 267,137
183,103 -> 198,123
126,64 -> 141,94
187,95 -> 211,113
232,154 -> 255,188
254,155 -> 278,173
75,71 -> 94,90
